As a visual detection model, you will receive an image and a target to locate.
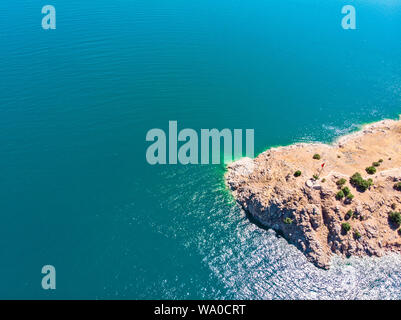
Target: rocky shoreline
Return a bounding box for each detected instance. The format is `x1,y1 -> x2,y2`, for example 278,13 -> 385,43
226,117 -> 401,269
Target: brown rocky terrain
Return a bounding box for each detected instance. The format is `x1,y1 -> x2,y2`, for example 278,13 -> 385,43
225,117 -> 401,269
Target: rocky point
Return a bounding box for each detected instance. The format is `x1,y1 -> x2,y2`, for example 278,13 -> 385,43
226,117 -> 401,269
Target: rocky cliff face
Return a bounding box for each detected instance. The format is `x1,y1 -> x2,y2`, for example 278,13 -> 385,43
226,118 -> 401,269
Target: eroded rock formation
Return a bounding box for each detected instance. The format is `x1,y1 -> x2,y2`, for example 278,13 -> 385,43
226,118 -> 401,268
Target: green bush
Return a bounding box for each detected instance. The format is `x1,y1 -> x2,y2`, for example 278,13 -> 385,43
313,174 -> 319,180
350,172 -> 373,192
336,190 -> 345,200
346,193 -> 354,201
294,170 -> 302,177
394,182 -> 401,191
350,172 -> 362,184
379,159 -> 383,163
283,217 -> 293,224
345,210 -> 353,220
365,166 -> 377,175
354,230 -> 362,239
389,211 -> 401,226
313,154 -> 321,160
372,162 -> 380,167
336,178 -> 347,187
342,186 -> 351,196
342,222 -> 351,233
321,178 -> 326,183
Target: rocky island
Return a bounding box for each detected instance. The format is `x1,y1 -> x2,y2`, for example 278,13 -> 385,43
226,117 -> 401,269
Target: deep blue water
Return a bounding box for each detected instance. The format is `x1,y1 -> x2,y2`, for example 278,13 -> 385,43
1,0 -> 401,299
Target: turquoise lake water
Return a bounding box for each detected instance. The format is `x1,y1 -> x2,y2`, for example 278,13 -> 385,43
1,0 -> 401,299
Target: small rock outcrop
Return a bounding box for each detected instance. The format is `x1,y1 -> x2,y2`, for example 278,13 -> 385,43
226,118 -> 401,269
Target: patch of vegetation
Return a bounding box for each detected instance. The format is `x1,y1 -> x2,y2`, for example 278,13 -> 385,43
345,210 -> 353,220
342,186 -> 351,196
346,193 -> 354,201
389,211 -> 401,226
354,230 -> 362,239
313,174 -> 319,180
365,166 -> 377,175
341,186 -> 354,202
394,182 -> 401,191
336,178 -> 347,187
350,172 -> 373,192
378,159 -> 383,163
336,190 -> 345,200
313,154 -> 321,160
294,170 -> 302,177
342,222 -> 351,233
372,162 -> 380,167
283,217 -> 293,224
391,203 -> 397,210
321,178 -> 326,183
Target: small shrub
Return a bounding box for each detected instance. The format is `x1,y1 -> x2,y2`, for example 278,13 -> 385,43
346,193 -> 354,201
350,172 -> 373,192
350,172 -> 362,183
283,217 -> 293,224
336,178 -> 347,187
313,154 -> 321,160
342,222 -> 351,233
321,178 -> 326,183
389,211 -> 401,226
336,190 -> 345,200
372,162 -> 380,167
294,170 -> 302,177
365,166 -> 376,175
378,159 -> 383,163
345,210 -> 353,220
354,230 -> 362,239
342,186 -> 351,196
394,182 -> 401,191
313,174 -> 319,180
391,203 -> 397,210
